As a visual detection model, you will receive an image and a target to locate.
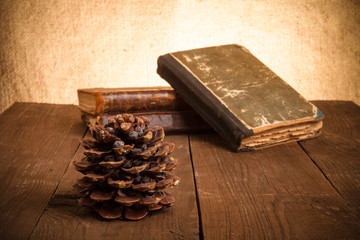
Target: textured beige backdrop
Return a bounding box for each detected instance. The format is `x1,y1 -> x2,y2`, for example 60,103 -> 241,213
1,0 -> 359,113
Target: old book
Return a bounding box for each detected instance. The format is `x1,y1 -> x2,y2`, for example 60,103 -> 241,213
77,87 -> 210,133
157,44 -> 324,151
81,111 -> 210,134
77,86 -> 188,115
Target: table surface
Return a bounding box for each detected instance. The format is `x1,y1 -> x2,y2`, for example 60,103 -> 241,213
0,101 -> 359,240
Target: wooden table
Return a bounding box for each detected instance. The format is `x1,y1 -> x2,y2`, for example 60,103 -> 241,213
0,101 -> 359,239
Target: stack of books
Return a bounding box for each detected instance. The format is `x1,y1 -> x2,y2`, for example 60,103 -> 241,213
78,44 -> 324,151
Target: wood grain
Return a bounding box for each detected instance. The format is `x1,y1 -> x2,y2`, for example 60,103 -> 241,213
1,101 -> 359,239
30,134 -> 199,240
300,101 -> 360,217
0,103 -> 86,240
189,133 -> 360,239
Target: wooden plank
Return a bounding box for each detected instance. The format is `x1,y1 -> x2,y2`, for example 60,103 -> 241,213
30,134 -> 199,240
300,101 -> 360,216
190,133 -> 360,239
0,103 -> 86,240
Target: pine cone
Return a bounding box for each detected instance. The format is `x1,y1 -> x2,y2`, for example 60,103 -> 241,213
73,114 -> 180,220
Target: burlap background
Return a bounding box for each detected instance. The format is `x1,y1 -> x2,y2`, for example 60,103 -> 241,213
1,0 -> 359,113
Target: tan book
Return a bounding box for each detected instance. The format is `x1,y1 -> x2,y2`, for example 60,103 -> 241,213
157,44 -> 324,151
77,86 -> 188,115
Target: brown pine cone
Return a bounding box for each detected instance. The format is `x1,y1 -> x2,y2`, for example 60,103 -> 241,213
73,114 -> 180,220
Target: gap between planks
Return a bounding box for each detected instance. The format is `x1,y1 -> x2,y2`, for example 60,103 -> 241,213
188,133 -> 204,240
297,142 -> 346,203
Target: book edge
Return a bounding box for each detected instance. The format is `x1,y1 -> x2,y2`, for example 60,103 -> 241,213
77,89 -> 97,114
238,127 -> 322,151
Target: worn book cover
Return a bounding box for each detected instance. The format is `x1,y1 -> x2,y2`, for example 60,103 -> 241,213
157,44 -> 324,151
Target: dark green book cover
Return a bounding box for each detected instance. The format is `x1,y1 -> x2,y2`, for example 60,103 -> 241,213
157,44 -> 324,151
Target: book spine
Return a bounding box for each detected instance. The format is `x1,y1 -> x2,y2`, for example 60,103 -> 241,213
157,54 -> 253,151
81,111 -> 211,134
94,89 -> 189,114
